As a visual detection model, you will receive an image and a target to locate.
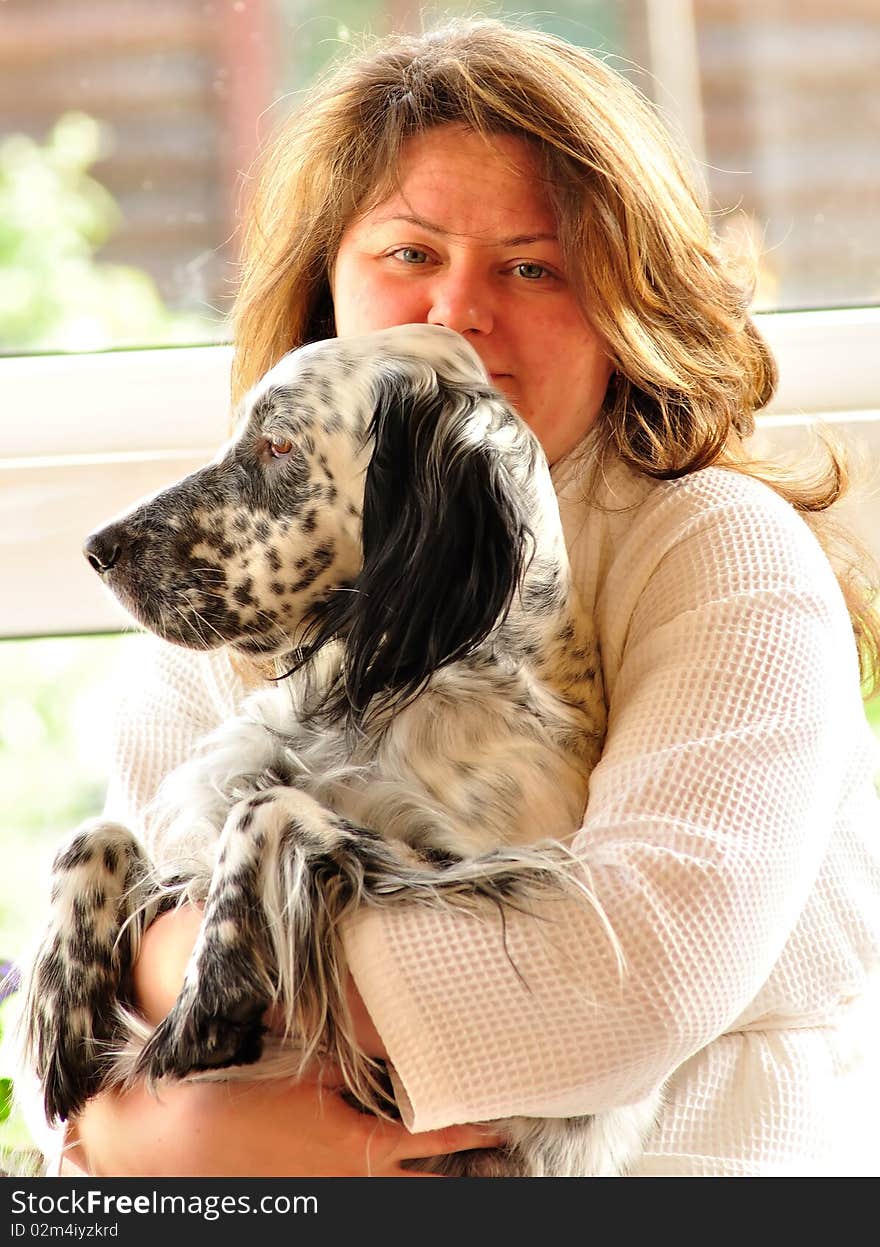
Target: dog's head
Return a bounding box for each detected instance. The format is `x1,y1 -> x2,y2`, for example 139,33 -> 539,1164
85,324 -> 544,710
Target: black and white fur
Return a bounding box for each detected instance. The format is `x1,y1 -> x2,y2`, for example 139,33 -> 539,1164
20,324 -> 661,1176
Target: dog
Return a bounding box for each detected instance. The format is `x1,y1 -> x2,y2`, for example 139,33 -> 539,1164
20,323 -> 661,1176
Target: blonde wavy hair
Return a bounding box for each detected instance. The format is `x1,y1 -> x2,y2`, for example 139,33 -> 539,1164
232,18 -> 879,695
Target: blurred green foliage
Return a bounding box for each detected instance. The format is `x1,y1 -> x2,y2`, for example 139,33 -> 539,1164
0,113 -> 213,352
1,991 -> 43,1176
866,691 -> 880,736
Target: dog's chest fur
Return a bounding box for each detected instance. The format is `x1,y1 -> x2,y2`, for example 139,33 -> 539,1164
228,644 -> 603,864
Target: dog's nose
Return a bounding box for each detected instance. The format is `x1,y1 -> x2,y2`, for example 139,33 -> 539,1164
84,528 -> 123,575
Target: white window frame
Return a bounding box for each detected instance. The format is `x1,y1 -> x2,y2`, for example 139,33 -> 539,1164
1,306 -> 878,640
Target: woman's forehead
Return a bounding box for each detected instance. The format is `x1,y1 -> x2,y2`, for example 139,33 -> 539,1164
352,125 -> 558,241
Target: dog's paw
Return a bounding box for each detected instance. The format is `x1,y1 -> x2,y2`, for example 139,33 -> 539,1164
24,948 -> 118,1124
136,983 -> 270,1083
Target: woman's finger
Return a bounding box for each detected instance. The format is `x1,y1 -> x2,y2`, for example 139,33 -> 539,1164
382,1120 -> 505,1161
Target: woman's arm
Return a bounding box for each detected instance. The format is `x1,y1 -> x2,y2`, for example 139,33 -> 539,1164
68,906 -> 501,1176
343,471 -> 880,1131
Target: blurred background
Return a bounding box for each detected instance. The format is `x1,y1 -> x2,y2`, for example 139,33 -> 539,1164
1,0 -> 879,1168
3,0 -> 879,361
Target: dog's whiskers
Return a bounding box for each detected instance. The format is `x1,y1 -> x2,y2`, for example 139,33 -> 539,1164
170,599 -> 224,649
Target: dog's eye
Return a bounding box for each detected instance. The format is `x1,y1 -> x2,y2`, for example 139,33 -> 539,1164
268,438 -> 293,458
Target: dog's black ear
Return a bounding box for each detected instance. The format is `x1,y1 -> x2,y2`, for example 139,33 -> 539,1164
340,380 -> 531,718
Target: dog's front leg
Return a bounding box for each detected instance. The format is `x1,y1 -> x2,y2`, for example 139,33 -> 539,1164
134,786 -> 351,1083
136,785 -> 429,1096
134,792 -> 281,1082
19,820 -> 158,1125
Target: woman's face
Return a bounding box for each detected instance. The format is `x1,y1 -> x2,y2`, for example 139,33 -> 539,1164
330,125 -> 613,463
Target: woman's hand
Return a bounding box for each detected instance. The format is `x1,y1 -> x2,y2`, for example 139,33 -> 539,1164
68,904 -> 501,1175
71,1064 -> 500,1177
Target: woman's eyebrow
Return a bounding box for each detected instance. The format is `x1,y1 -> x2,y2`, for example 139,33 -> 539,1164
370,211 -> 558,248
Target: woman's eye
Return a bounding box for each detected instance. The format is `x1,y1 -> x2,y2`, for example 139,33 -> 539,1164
392,246 -> 429,264
268,437 -> 293,458
514,262 -> 551,280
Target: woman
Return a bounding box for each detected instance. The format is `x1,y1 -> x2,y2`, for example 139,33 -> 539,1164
59,18 -> 880,1176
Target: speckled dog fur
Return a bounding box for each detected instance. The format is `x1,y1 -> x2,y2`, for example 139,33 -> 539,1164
20,324 -> 661,1176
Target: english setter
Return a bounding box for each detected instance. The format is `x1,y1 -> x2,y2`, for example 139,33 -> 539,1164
21,324 -> 661,1176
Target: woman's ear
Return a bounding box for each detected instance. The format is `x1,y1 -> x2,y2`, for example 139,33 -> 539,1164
340,379 -> 531,717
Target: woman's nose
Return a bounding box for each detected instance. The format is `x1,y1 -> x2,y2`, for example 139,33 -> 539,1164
426,272 -> 494,336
